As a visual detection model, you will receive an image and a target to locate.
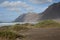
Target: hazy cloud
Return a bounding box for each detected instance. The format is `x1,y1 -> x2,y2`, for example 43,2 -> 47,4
29,0 -> 53,4
0,0 -> 7,3
0,1 -> 34,12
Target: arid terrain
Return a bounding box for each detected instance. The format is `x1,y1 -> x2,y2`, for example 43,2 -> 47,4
21,28 -> 60,40
0,20 -> 60,40
0,0 -> 60,40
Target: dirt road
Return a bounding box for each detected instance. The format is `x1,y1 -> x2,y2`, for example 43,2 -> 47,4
21,28 -> 60,40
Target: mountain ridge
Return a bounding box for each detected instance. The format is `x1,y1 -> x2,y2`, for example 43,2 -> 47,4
15,2 -> 60,22
40,2 -> 60,21
15,12 -> 40,22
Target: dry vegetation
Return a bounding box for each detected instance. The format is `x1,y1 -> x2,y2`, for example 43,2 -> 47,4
0,20 -> 60,40
35,20 -> 60,28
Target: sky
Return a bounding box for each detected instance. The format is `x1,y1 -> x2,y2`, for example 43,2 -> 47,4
0,0 -> 60,22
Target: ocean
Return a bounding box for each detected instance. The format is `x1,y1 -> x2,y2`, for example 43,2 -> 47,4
0,22 -> 38,26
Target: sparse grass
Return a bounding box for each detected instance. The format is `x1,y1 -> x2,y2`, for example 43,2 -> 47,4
0,20 -> 60,40
0,30 -> 24,40
0,24 -> 29,32
11,24 -> 29,31
35,20 -> 60,28
23,23 -> 34,28
0,24 -> 29,40
0,26 -> 11,31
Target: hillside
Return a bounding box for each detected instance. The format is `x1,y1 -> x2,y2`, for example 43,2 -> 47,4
40,2 -> 60,21
15,2 -> 60,22
15,12 -> 40,22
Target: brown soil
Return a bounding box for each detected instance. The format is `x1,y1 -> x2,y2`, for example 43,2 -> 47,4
21,28 -> 60,40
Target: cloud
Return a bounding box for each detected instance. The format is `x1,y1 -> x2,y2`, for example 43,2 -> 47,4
0,1 -> 34,12
39,6 -> 48,12
29,0 -> 53,4
0,0 -> 7,3
7,8 -> 21,12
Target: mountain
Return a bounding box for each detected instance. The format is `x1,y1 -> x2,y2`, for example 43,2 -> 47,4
40,2 -> 60,21
15,12 -> 40,22
15,2 -> 60,22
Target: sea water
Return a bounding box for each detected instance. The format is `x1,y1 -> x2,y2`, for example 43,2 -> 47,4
0,22 -> 38,26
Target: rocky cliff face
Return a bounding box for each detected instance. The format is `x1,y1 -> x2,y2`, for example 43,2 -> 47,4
15,14 -> 26,22
15,12 -> 40,22
40,2 -> 60,20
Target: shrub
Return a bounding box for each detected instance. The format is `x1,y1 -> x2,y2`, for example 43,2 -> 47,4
0,30 -> 24,40
0,26 -> 11,31
12,24 -> 29,31
35,20 -> 60,28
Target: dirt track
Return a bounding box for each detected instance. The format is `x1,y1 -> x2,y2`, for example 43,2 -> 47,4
21,28 -> 60,40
